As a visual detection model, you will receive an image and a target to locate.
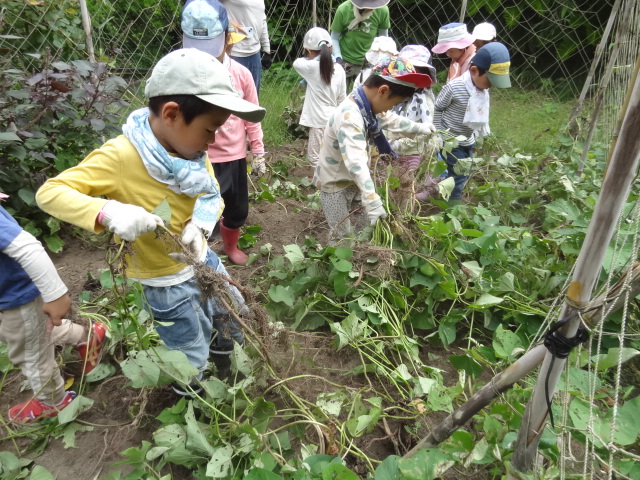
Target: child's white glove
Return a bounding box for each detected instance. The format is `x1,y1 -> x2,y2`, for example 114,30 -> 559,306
418,123 -> 437,136
99,200 -> 162,241
169,222 -> 207,263
250,153 -> 267,176
366,204 -> 387,226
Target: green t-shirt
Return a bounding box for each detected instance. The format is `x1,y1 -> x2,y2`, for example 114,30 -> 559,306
331,1 -> 391,65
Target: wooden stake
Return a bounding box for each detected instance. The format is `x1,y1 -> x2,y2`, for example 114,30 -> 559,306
403,262 -> 640,459
510,54 -> 640,477
79,0 -> 96,64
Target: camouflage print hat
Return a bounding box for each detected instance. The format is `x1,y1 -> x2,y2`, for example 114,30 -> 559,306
370,54 -> 433,88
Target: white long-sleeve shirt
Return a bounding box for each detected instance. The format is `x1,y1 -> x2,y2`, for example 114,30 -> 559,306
222,0 -> 270,57
293,57 -> 346,128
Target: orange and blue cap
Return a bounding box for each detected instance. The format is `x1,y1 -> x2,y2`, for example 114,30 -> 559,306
370,54 -> 433,88
470,42 -> 511,88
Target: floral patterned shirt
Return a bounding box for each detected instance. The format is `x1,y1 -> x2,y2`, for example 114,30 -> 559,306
314,97 -> 433,207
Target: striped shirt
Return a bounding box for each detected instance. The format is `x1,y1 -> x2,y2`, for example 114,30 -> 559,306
434,77 -> 475,147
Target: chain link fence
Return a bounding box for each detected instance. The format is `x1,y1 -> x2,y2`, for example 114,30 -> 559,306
1,1 -> 640,477
1,0 -> 627,137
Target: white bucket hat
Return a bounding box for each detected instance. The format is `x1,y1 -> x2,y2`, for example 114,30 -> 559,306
472,22 -> 497,41
431,22 -> 475,54
365,36 -> 398,65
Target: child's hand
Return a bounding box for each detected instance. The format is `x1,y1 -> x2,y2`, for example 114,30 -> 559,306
367,205 -> 387,226
181,223 -> 207,258
43,293 -> 71,330
418,123 -> 437,135
169,222 -> 207,263
249,153 -> 267,176
99,200 -> 163,241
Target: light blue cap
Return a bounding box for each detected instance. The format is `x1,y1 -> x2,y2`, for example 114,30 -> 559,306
182,0 -> 228,57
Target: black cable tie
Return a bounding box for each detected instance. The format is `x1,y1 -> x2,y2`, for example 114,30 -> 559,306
543,321 -> 590,429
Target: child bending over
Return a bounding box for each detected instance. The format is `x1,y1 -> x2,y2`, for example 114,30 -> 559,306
314,55 -> 435,240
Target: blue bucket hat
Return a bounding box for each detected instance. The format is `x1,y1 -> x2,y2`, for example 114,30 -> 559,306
182,0 -> 229,58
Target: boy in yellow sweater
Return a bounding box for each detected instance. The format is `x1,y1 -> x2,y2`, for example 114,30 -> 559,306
36,49 -> 266,394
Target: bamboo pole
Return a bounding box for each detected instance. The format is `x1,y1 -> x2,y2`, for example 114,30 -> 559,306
313,0 -> 317,27
404,345 -> 547,456
606,56 -> 640,176
510,55 -> 640,477
79,0 -> 96,64
459,0 -> 468,23
402,262 -> 640,458
568,0 -> 621,137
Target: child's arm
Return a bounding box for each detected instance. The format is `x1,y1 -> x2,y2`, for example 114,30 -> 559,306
433,84 -> 454,130
292,57 -> 316,81
379,110 -> 436,137
337,113 -> 384,222
36,142 -> 161,240
36,143 -> 123,232
2,230 -> 70,325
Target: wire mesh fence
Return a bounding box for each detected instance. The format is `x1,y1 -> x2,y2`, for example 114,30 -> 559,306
1,1 -> 640,478
0,0 -> 626,132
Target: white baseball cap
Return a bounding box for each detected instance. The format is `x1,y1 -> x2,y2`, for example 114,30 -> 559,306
303,27 -> 331,51
472,22 -> 497,41
145,48 -> 266,123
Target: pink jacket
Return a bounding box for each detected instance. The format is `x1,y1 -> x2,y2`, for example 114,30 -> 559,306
208,56 -> 265,163
447,45 -> 476,83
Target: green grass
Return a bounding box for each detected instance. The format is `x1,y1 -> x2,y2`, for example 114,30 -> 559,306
488,87 -> 575,154
260,66 -> 302,146
261,68 -> 577,154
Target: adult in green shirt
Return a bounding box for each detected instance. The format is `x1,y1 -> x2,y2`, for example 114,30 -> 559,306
330,0 -> 391,81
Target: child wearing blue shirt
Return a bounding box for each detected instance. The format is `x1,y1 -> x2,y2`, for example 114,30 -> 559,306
0,203 -> 105,423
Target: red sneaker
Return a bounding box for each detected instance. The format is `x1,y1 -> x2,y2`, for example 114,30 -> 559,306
77,322 -> 107,375
8,391 -> 76,424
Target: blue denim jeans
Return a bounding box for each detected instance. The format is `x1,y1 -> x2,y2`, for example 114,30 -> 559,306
231,51 -> 262,94
439,144 -> 475,200
142,249 -> 245,372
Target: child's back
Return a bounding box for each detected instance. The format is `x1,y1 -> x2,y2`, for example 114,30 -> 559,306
294,27 -> 347,129
434,76 -> 475,146
294,27 -> 347,170
294,56 -> 346,128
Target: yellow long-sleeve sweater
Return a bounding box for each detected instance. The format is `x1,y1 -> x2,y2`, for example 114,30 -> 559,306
36,135 -> 219,279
